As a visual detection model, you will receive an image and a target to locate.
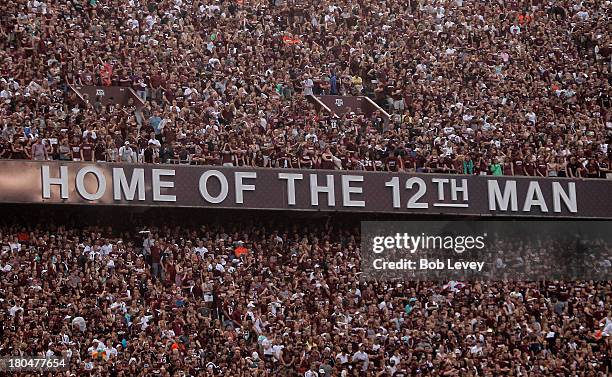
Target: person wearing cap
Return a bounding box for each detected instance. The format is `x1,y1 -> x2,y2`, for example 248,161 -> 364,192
118,140 -> 136,163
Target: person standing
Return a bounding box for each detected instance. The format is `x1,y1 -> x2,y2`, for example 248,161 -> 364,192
118,141 -> 136,163
303,75 -> 314,96
30,138 -> 48,160
489,157 -> 503,176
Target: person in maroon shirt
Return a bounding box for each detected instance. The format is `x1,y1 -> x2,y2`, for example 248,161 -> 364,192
300,150 -> 313,169
384,152 -> 401,172
536,156 -> 548,177
94,139 -> 106,162
321,147 -> 336,170
161,255 -> 177,285
235,143 -> 247,167
71,136 -> 82,162
338,149 -> 351,170
402,153 -> 416,172
81,138 -> 95,162
439,156 -> 454,174
210,147 -> 223,166
246,150 -> 259,167
426,155 -> 440,173
598,155 -> 610,179
276,147 -> 290,168
150,244 -> 162,280
585,158 -> 600,178
502,157 -> 514,176
513,156 -> 525,176
475,155 -> 488,175
524,157 -> 536,176
415,151 -> 427,173
566,156 -> 583,178
221,143 -> 235,166
361,154 -> 375,171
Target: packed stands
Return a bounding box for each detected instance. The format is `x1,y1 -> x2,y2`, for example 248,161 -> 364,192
0,207 -> 610,376
0,0 -> 610,177
1,1 -> 611,375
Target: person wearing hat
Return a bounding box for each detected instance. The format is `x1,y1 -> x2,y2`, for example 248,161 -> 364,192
118,140 -> 136,163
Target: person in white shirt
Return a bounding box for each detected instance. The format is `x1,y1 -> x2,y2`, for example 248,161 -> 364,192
194,240 -> 208,257
101,241 -> 112,256
335,351 -> 349,365
303,76 -> 314,96
118,141 -> 136,163
8,301 -> 23,316
148,132 -> 161,148
82,126 -> 97,141
351,344 -> 369,371
601,313 -> 612,336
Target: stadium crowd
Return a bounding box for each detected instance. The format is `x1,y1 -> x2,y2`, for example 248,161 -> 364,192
0,219 -> 611,376
0,0 -> 611,177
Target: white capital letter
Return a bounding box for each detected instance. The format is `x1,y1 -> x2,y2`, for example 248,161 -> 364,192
76,166 -> 106,201
152,169 -> 176,202
488,180 -> 518,211
451,179 -> 469,201
523,181 -> 548,212
199,170 -> 229,204
310,174 -> 335,206
431,178 -> 449,201
41,165 -> 69,199
341,175 -> 365,207
113,168 -> 145,201
552,182 -> 577,213
234,172 -> 256,204
278,173 -> 303,206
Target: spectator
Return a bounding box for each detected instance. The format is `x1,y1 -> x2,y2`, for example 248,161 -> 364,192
118,141 -> 136,163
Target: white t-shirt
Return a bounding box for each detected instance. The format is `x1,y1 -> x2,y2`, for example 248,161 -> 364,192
352,351 -> 369,371
303,79 -> 314,96
195,246 -> 208,257
603,317 -> 612,336
148,138 -> 161,148
101,243 -> 112,256
390,354 -> 401,367
119,146 -> 135,162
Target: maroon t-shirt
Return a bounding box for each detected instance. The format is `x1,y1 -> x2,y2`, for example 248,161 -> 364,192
71,144 -> 81,160
415,155 -> 426,169
536,162 -> 547,176
81,143 -> 93,161
385,156 -> 400,171
221,151 -> 233,164
362,158 -> 375,171
211,152 -> 222,166
524,160 -> 536,176
151,246 -> 161,263
503,162 -> 514,175
403,155 -> 415,170
513,159 -> 524,175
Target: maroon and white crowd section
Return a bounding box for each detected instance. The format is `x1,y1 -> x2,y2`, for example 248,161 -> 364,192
0,0 -> 610,178
0,0 -> 611,376
0,217 -> 610,376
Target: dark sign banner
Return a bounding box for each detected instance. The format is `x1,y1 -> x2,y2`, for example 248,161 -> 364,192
0,161 -> 611,218
69,85 -> 145,108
